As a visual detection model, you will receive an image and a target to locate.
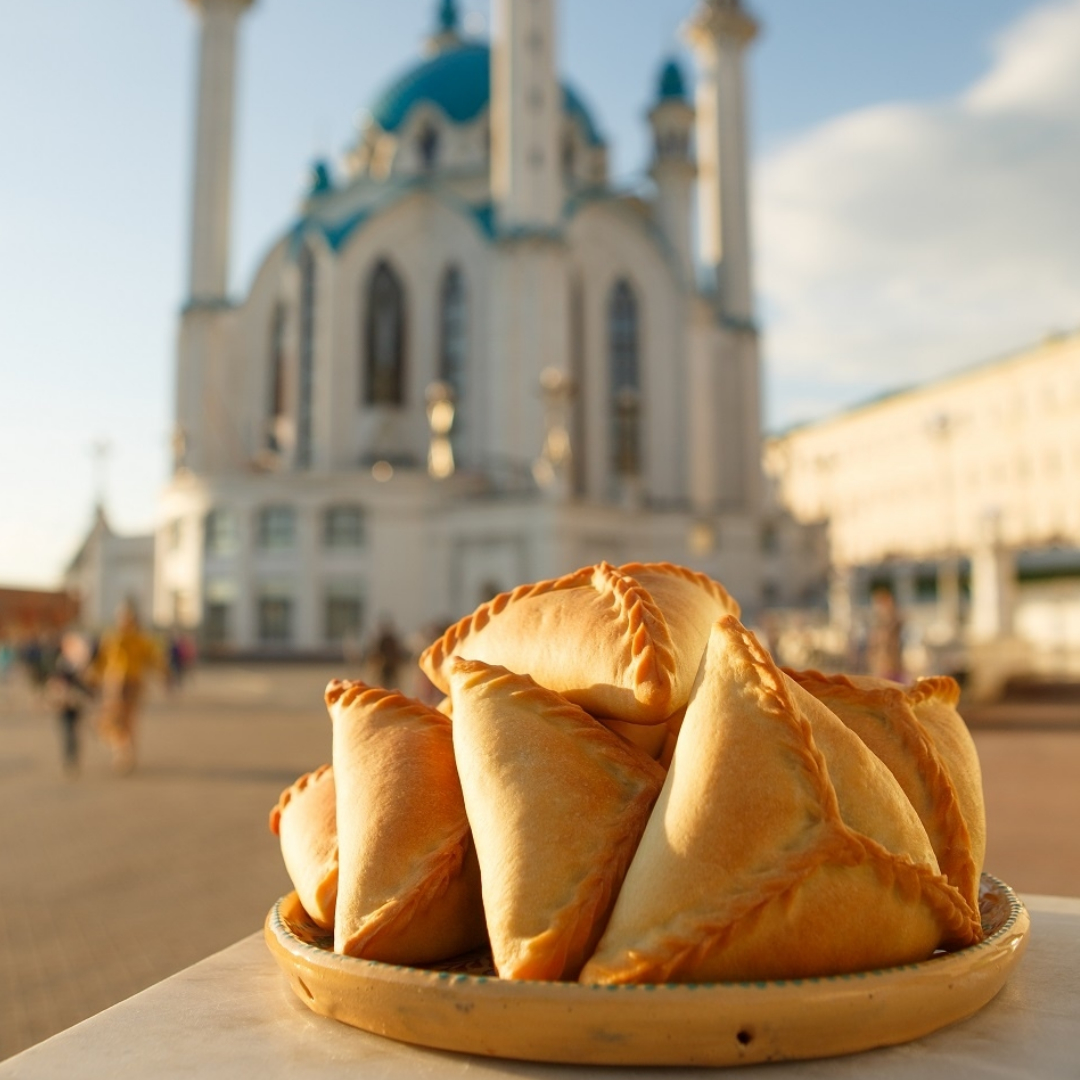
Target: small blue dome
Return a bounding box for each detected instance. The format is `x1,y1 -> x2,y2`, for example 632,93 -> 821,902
307,159 -> 333,197
658,58 -> 687,101
437,0 -> 459,33
368,42 -> 604,147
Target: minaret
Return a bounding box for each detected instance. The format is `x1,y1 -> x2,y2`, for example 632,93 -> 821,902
486,0 -> 570,497
684,0 -> 757,321
186,0 -> 253,304
491,0 -> 563,230
648,59 -> 696,287
175,0 -> 253,475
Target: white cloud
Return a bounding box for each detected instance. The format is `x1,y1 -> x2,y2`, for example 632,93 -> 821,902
756,0 -> 1080,430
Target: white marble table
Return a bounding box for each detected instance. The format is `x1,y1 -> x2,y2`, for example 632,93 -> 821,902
3,895 -> 1078,1079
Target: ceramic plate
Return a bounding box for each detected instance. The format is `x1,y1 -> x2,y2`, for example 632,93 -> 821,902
264,873 -> 1029,1067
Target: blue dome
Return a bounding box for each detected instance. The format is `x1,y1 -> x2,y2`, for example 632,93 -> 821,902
368,42 -> 604,147
657,58 -> 688,101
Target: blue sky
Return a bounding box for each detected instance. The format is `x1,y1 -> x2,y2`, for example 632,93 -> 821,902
2,0 -> 1077,587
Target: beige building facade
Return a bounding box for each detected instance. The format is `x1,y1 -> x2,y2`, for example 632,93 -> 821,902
766,331 -> 1080,681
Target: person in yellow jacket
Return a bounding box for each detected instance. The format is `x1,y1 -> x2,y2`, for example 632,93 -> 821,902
91,600 -> 163,774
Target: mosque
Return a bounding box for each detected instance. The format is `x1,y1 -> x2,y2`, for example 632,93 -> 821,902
153,0 -> 773,654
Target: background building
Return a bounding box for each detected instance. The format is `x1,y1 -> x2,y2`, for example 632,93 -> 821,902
63,506 -> 155,634
766,330 -> 1080,687
154,0 -> 768,655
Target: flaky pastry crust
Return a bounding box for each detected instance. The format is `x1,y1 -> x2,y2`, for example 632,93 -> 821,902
784,668 -> 982,923
581,618 -> 979,985
269,764 -> 338,930
326,680 -> 486,964
421,561 -> 738,724
448,658 -> 666,981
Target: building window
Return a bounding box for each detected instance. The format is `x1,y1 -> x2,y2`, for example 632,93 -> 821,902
562,135 -> 576,182
256,506 -> 295,550
439,266 -> 466,399
167,519 -> 183,552
257,590 -> 293,645
609,279 -> 641,477
204,509 -> 237,556
324,505 -> 365,549
364,261 -> 406,406
297,247 -> 316,467
268,303 -> 287,451
418,123 -> 440,170
324,581 -> 364,644
204,602 -> 231,647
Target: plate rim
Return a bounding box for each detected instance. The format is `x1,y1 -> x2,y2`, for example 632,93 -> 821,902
267,871 -> 1026,994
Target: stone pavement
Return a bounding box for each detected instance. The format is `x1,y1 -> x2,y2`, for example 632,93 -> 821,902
1,663 -> 1079,1063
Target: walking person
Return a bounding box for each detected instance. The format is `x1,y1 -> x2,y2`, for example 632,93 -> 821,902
47,631 -> 94,776
866,586 -> 905,683
91,600 -> 163,774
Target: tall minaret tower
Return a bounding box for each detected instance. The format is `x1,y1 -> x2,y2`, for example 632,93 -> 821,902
491,0 -> 563,230
685,0 -> 757,321
175,0 -> 253,475
486,0 -> 571,508
186,0 -> 253,304
648,59 -> 696,287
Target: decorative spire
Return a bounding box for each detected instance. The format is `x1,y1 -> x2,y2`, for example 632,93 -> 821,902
426,0 -> 462,53
306,159 -> 333,198
437,0 -> 459,33
657,57 -> 688,101
685,0 -> 758,49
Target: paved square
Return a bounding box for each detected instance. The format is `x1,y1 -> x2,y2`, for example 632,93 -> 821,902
1,664 -> 1078,1062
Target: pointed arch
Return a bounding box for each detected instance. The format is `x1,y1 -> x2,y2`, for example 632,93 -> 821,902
267,302 -> 286,451
297,245 -> 316,468
438,265 -> 467,396
608,278 -> 641,477
364,260 -> 407,406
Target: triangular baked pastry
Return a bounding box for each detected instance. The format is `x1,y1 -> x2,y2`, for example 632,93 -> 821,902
269,764 -> 337,929
785,668 -> 983,918
581,617 -> 980,985
326,680 -> 486,964
619,561 -> 739,713
421,561 -> 737,724
447,658 -> 666,981
906,675 -> 987,892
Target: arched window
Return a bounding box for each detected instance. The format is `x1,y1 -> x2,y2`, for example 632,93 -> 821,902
562,135 -> 576,184
609,280 -> 641,477
297,246 -> 316,468
364,261 -> 407,406
439,267 -> 466,397
267,303 -> 286,451
418,123 -> 440,170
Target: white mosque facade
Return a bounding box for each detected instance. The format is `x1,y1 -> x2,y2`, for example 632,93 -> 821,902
154,0 -> 770,654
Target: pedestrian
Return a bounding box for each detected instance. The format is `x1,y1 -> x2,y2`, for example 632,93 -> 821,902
46,632 -> 93,776
866,586 -> 905,683
367,618 -> 406,690
90,600 -> 163,774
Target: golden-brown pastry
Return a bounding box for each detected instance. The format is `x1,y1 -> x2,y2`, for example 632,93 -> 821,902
581,617 -> 980,985
269,764 -> 338,929
597,715 -> 669,759
421,561 -> 737,724
784,668 -> 983,917
326,680 -> 486,964
619,561 -> 739,713
657,705 -> 687,771
447,658 -> 666,981
907,675 -> 987,893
